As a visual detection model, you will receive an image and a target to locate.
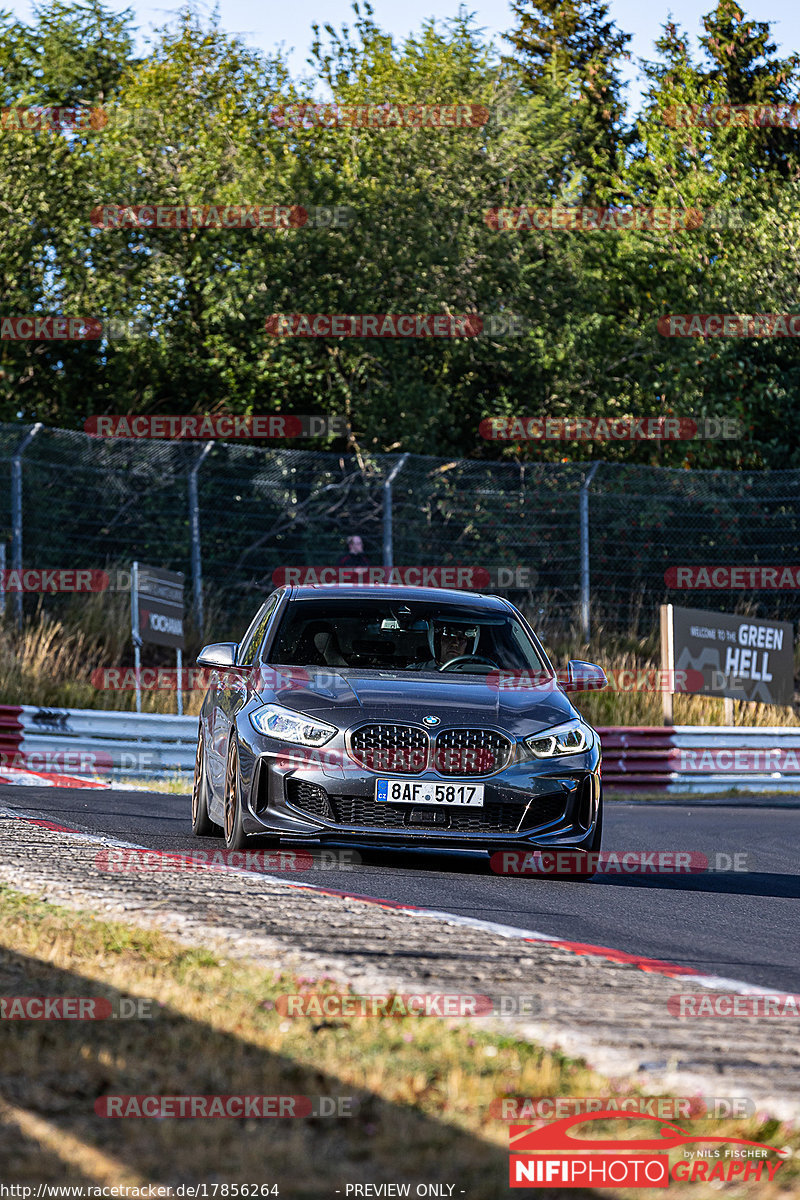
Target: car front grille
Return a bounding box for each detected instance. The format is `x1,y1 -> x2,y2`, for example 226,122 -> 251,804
347,724 -> 513,776
285,779 -> 564,834
349,724 -> 428,774
332,797 -> 533,832
432,728 -> 512,776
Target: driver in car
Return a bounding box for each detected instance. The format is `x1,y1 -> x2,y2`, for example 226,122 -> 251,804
422,621 -> 480,669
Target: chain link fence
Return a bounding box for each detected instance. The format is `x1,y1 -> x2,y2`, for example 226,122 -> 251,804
1,421 -> 799,641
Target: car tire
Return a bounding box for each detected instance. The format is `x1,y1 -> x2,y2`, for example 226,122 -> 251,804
223,737 -> 249,850
191,731 -> 221,837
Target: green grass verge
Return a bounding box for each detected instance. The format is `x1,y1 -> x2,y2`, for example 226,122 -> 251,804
0,886 -> 796,1196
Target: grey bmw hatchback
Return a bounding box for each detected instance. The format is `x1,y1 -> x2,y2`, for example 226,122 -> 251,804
191,585 -> 605,868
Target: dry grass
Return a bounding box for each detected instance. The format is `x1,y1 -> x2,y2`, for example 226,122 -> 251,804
547,625 -> 800,728
0,605 -> 203,715
1,595 -> 798,726
116,774 -> 193,794
0,886 -> 589,1193
0,886 -> 797,1196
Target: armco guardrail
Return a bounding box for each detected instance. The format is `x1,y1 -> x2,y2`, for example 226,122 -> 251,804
0,705 -> 197,782
599,725 -> 800,793
0,707 -> 798,792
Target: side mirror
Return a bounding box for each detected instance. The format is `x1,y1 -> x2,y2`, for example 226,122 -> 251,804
196,642 -> 239,669
561,660 -> 608,692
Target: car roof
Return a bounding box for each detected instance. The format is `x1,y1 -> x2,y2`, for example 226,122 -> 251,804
288,584 -> 508,609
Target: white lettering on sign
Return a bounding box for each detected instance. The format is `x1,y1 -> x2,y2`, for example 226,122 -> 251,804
149,612 -> 183,635
737,623 -> 783,650
724,647 -> 773,683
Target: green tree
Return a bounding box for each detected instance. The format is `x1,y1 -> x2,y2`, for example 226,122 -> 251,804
504,0 -> 631,201
0,1 -> 139,422
622,1 -> 800,468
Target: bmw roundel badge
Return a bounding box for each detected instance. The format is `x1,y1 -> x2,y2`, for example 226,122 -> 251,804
422,715 -> 440,726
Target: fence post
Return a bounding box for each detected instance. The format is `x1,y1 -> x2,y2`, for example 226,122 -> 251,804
383,453 -> 410,568
176,647 -> 183,718
189,442 -> 215,635
11,422 -> 43,630
131,561 -> 142,715
579,462 -> 600,642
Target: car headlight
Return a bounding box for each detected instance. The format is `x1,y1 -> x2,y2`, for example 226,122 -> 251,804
249,703 -> 336,746
525,719 -> 593,758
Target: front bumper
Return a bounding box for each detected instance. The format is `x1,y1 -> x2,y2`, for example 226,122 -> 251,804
237,736 -> 602,849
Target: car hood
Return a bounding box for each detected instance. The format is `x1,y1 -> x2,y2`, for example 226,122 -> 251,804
259,671 -> 580,736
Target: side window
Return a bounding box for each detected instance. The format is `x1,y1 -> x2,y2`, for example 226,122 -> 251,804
237,594 -> 280,666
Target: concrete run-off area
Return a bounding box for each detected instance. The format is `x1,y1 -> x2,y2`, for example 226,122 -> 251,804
0,814 -> 797,1124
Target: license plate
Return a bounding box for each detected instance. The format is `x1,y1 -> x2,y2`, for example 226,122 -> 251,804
375,779 -> 484,807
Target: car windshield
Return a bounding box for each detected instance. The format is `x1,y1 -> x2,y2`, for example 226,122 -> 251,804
266,597 -> 549,675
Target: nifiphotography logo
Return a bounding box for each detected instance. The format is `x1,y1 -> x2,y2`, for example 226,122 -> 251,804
508,1111 -> 787,1188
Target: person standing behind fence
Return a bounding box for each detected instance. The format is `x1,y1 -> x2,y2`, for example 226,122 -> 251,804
336,535 -> 370,571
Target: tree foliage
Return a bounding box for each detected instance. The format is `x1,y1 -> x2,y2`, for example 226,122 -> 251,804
1,0 -> 799,468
